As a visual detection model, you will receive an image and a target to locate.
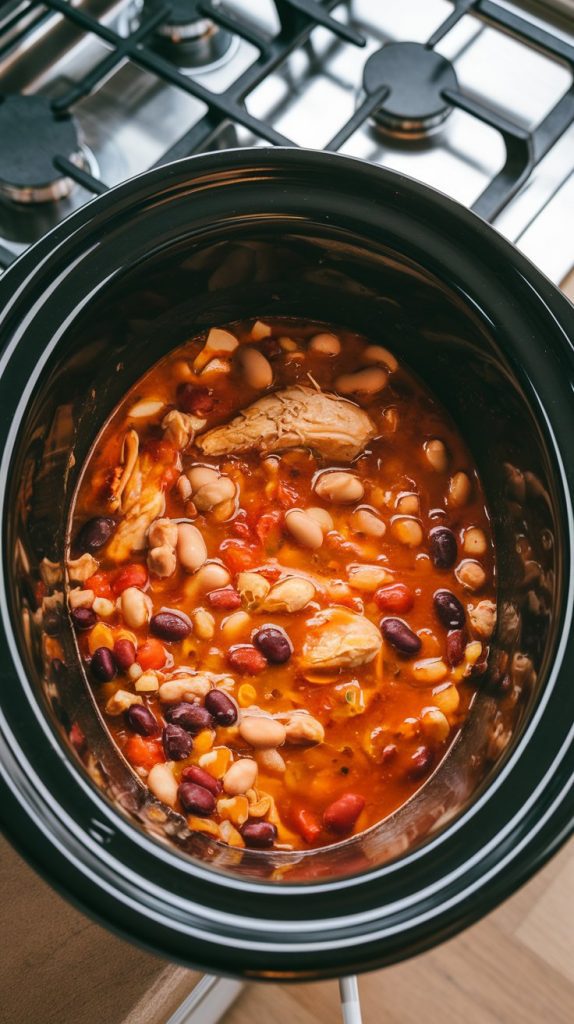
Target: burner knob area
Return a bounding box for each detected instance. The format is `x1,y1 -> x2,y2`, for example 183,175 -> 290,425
143,0 -> 234,68
0,94 -> 83,204
363,41 -> 459,139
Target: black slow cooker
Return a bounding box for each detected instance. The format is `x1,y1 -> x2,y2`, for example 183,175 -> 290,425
0,149 -> 573,979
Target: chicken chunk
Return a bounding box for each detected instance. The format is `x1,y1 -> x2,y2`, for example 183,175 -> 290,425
196,385 -> 376,462
300,607 -> 382,675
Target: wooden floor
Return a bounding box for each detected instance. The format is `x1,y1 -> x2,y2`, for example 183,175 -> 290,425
1,834 -> 573,1024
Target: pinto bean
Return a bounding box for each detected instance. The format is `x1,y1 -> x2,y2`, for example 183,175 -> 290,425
391,517 -> 423,547
323,793 -> 365,834
177,522 -> 208,572
285,509 -> 324,550
381,617 -> 421,655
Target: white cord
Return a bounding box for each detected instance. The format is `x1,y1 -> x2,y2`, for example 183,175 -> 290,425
338,976 -> 363,1024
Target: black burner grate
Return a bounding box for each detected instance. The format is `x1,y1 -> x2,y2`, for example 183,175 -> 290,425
1,0 -> 574,269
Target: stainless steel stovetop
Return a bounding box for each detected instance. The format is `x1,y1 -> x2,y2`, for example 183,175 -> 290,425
1,0 -> 573,283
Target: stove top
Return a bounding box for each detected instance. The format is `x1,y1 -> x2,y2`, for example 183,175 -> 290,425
1,0 -> 573,284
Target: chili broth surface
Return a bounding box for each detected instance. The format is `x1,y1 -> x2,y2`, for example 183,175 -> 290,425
69,319 -> 497,852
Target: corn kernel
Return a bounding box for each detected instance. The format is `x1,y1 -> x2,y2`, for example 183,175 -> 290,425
237,683 -> 257,708
88,622 -> 114,654
188,816 -> 220,838
194,729 -> 215,755
465,641 -> 483,665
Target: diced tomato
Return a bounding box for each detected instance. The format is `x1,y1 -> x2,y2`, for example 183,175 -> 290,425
162,465 -> 180,491
277,480 -> 300,509
34,580 -> 46,608
142,437 -> 178,463
255,510 -> 283,550
176,383 -> 214,416
124,734 -> 165,770
137,638 -> 167,671
111,562 -> 148,596
220,539 -> 261,574
373,583 -> 414,614
231,518 -> 253,541
227,645 -> 267,675
207,587 -> 242,610
294,807 -> 322,845
257,564 -> 282,583
85,571 -> 114,601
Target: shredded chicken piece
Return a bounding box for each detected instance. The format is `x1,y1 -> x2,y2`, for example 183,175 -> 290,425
300,607 -> 382,673
196,385 -> 376,461
106,445 -> 166,561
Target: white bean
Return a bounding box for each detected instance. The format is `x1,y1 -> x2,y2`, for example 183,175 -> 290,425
347,563 -> 392,591
223,758 -> 258,795
148,762 -> 178,806
363,345 -> 398,372
314,471 -> 364,503
187,465 -> 220,492
351,508 -> 385,538
306,507 -> 334,533
262,576 -> 315,613
285,509 -> 324,550
236,347 -> 273,389
194,562 -> 231,592
424,438 -> 448,472
177,522 -> 208,572
148,517 -> 178,549
309,332 -> 341,356
335,367 -> 388,395
193,476 -> 236,512
239,716 -> 286,749
147,544 -> 177,578
120,587 -> 152,629
251,320 -> 272,340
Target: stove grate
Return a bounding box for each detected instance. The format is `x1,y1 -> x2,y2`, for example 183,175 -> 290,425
1,0 -> 573,269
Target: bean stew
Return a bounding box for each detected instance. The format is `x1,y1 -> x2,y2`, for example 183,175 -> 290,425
68,319 -> 497,852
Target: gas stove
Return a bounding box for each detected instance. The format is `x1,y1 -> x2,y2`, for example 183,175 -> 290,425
1,0 -> 574,284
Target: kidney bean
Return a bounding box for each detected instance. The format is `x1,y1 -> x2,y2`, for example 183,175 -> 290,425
162,723 -> 193,760
408,745 -> 434,779
176,383 -> 214,416
241,821 -> 277,848
74,516 -> 116,555
381,617 -> 421,655
91,646 -> 117,682
433,589 -> 466,629
207,587 -> 242,610
71,606 -> 97,632
253,626 -> 292,664
204,688 -> 238,726
43,609 -> 62,636
125,704 -> 159,737
150,611 -> 192,642
227,645 -> 267,675
446,628 -> 466,666
178,780 -> 216,816
429,526 -> 457,569
114,638 -> 137,671
181,764 -> 222,796
373,582 -> 414,614
165,702 -> 214,734
323,793 -> 365,835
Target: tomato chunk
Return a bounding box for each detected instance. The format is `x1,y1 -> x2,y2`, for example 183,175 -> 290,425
85,571 -> 114,601
294,808 -> 322,844
137,638 -> 167,671
255,510 -> 283,551
124,734 -> 165,770
112,563 -> 148,595
220,539 -> 261,574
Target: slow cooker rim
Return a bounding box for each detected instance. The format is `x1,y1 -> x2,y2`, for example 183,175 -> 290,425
1,148 -> 573,977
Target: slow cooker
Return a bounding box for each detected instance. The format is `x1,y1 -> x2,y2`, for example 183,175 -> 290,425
0,149 -> 573,979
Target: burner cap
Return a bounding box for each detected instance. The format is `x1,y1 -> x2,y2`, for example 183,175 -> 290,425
363,42 -> 458,138
144,0 -> 233,67
0,95 -> 82,204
